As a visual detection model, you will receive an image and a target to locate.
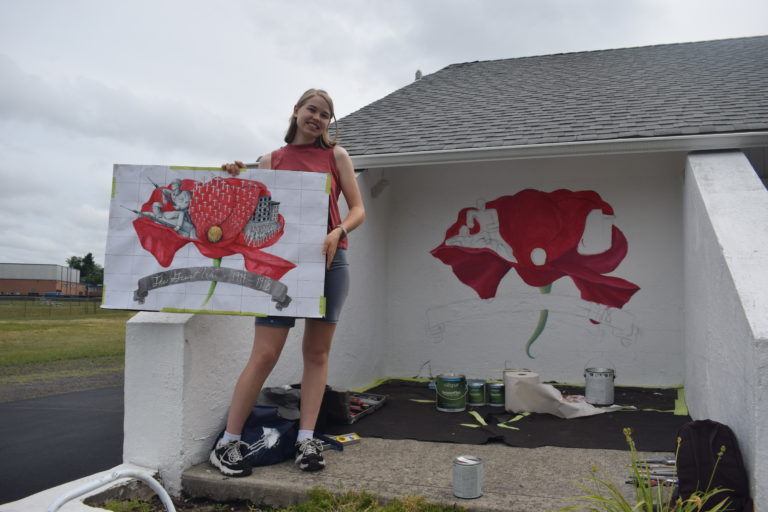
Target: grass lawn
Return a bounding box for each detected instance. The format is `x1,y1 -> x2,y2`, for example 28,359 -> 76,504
0,303 -> 135,366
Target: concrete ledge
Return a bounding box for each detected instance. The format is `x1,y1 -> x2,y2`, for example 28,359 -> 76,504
183,438 -> 666,512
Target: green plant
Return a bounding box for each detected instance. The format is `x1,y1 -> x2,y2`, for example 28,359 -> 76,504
284,487 -> 463,512
556,428 -> 732,512
101,498 -> 154,512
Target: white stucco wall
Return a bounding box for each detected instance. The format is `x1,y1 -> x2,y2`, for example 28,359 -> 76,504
683,151 -> 768,505
379,152 -> 688,386
324,169 -> 390,390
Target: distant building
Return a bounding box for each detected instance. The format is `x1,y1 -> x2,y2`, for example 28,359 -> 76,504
0,263 -> 87,296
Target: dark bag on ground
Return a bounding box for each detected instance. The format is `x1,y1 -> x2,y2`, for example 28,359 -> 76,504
258,384 -> 345,433
675,419 -> 753,511
239,406 -> 298,467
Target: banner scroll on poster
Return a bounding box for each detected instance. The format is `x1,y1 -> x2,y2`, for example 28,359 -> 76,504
102,164 -> 330,317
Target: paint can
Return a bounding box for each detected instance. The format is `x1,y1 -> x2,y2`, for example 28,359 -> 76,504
453,455 -> 484,499
435,374 -> 467,412
584,367 -> 615,405
487,380 -> 505,407
467,379 -> 486,406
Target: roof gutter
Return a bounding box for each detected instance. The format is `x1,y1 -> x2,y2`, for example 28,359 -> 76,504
350,132 -> 768,169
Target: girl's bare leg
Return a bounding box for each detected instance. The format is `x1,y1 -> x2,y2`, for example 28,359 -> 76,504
298,319 -> 337,431
225,325 -> 290,435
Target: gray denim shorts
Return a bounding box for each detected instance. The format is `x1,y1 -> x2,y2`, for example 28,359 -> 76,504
255,249 -> 350,328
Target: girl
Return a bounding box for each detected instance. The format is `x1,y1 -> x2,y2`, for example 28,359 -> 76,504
211,89 -> 365,475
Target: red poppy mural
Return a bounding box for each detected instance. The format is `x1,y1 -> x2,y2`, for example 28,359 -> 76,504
431,189 -> 640,357
133,177 -> 295,304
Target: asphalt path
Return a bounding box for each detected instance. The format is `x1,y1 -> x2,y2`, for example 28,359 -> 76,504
0,386 -> 123,504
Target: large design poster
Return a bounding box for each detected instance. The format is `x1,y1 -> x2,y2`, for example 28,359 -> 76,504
103,164 -> 329,317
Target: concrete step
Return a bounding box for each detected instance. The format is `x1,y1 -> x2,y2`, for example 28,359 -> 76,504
183,437 -> 665,511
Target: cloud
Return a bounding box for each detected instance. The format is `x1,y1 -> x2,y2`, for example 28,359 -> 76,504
0,54 -> 262,157
0,158 -> 58,202
0,158 -> 106,264
71,203 -> 110,232
0,0 -> 765,269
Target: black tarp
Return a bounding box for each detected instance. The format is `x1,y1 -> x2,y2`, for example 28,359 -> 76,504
325,379 -> 689,452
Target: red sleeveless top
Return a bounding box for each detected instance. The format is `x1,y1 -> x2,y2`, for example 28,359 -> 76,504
270,144 -> 347,250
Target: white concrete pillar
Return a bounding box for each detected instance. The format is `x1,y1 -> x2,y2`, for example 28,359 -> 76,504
123,312 -> 253,495
684,151 -> 768,506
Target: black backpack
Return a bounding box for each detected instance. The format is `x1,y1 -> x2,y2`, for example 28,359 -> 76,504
675,420 -> 753,511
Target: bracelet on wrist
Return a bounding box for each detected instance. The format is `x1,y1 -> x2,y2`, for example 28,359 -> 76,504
333,224 -> 348,239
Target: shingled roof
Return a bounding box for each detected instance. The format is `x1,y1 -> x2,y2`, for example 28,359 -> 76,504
337,36 -> 768,159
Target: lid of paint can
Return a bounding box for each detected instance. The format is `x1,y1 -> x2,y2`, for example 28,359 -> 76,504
454,455 -> 482,465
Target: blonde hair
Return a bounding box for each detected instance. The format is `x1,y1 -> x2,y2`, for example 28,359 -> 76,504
284,88 -> 338,149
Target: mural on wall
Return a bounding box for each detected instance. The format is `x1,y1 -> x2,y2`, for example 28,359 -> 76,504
430,189 -> 640,357
103,165 -> 329,316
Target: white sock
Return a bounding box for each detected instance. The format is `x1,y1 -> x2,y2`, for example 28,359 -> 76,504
297,429 -> 314,443
217,431 -> 241,448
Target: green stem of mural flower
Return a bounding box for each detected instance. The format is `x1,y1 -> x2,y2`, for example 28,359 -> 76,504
525,284 -> 552,359
201,258 -> 222,307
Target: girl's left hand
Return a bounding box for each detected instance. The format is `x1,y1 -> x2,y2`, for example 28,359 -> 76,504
322,229 -> 343,270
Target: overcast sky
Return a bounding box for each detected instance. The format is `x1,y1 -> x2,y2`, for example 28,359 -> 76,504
1,0 -> 766,267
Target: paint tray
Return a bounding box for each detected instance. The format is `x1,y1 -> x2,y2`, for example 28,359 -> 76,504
346,391 -> 386,424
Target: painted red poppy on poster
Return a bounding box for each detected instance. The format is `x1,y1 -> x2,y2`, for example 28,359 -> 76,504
431,189 -> 640,356
133,177 -> 295,286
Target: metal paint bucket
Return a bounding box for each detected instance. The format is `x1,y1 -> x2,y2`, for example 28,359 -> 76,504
584,367 -> 615,405
467,379 -> 486,406
487,380 -> 505,407
436,374 -> 467,412
453,455 -> 484,499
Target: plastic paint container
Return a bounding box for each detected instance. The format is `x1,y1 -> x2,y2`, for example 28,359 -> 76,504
436,374 -> 467,412
453,455 -> 484,499
584,367 -> 615,405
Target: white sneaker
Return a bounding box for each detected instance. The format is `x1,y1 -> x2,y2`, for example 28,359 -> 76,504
210,439 -> 252,477
294,438 -> 325,471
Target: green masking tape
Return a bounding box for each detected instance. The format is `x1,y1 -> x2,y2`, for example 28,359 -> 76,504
319,296 -> 326,317
468,410 -> 488,426
160,308 -> 266,316
674,388 -> 689,416
169,165 -> 222,171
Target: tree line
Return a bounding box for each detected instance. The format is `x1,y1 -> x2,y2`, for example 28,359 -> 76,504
66,252 -> 104,286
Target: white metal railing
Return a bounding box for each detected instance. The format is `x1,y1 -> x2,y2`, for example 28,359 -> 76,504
46,468 -> 176,512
